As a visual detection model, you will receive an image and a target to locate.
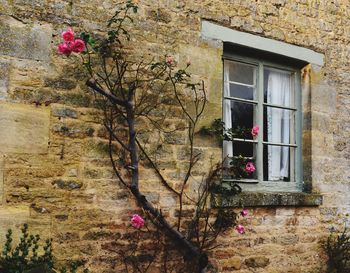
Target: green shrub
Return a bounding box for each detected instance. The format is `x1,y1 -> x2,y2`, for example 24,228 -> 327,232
0,224 -> 88,273
324,227 -> 350,273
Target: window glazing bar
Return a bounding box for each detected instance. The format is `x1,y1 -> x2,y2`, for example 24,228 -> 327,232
257,63 -> 264,182
232,138 -> 258,143
223,178 -> 259,184
263,102 -> 297,111
295,72 -> 302,188
225,80 -> 256,88
224,96 -> 258,104
263,141 -> 297,147
232,139 -> 296,147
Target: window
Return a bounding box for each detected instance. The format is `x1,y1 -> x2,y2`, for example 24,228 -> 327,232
222,49 -> 302,192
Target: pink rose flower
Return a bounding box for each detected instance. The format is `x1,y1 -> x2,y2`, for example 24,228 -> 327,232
57,42 -> 72,56
245,162 -> 256,173
235,224 -> 245,234
131,214 -> 145,229
251,125 -> 259,138
166,56 -> 175,66
72,39 -> 86,53
62,28 -> 75,42
241,208 -> 249,217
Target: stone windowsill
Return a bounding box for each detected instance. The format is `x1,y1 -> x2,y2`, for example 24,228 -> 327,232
211,192 -> 323,208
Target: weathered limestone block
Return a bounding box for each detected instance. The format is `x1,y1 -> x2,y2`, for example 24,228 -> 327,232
0,103 -> 50,154
0,61 -> 10,100
222,256 -> 242,270
179,44 -> 222,101
245,256 -> 270,268
178,44 -> 223,130
311,84 -> 337,114
0,15 -> 52,61
0,206 -> 30,245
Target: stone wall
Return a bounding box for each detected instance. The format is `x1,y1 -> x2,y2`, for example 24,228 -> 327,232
0,0 -> 349,272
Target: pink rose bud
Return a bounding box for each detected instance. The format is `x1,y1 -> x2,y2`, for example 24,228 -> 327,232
57,42 -> 72,56
62,28 -> 75,42
235,224 -> 245,234
166,56 -> 175,66
131,214 -> 145,229
186,60 -> 191,66
241,208 -> 249,217
72,39 -> 86,53
251,125 -> 259,138
245,162 -> 256,173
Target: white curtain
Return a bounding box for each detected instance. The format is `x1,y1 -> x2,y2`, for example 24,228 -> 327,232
267,70 -> 291,180
223,64 -> 233,164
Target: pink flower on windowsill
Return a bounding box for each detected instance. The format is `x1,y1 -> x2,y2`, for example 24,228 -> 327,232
251,125 -> 259,138
245,162 -> 256,173
241,208 -> 249,217
131,214 -> 145,229
235,224 -> 245,234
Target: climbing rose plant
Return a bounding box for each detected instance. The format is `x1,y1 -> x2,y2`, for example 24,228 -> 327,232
56,2 -> 251,271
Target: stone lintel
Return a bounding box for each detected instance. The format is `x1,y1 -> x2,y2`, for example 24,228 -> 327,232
201,20 -> 325,66
212,192 -> 323,208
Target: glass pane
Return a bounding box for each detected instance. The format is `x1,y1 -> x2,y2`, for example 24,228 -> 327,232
223,100 -> 256,140
233,141 -> 254,157
263,144 -> 295,182
264,67 -> 294,108
263,106 -> 296,144
226,83 -> 255,100
225,60 -> 257,85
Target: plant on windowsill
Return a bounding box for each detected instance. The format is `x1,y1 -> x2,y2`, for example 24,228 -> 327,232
228,156 -> 256,180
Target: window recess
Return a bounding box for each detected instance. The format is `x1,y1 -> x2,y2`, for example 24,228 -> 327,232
222,51 -> 303,192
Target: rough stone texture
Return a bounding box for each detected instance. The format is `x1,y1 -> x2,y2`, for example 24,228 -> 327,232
0,0 -> 348,273
0,61 -> 10,100
0,103 -> 50,154
0,15 -> 52,61
245,256 -> 270,268
212,192 -> 323,208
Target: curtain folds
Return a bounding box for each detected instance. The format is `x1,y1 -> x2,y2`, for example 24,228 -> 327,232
267,70 -> 291,181
223,64 -> 233,163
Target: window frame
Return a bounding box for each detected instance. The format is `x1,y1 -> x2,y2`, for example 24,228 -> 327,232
222,53 -> 303,193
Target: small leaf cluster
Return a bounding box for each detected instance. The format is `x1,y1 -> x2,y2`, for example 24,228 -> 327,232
224,126 -> 252,140
210,181 -> 242,197
213,208 -> 239,229
173,69 -> 191,82
199,119 -> 251,142
198,119 -> 225,141
107,0 -> 138,43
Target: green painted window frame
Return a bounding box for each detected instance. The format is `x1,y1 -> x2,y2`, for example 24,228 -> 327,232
222,53 -> 303,193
